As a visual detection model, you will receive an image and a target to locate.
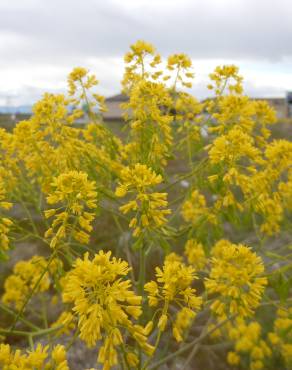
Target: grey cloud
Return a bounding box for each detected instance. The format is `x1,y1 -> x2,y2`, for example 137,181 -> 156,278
1,0 -> 292,64
1,0 -> 292,104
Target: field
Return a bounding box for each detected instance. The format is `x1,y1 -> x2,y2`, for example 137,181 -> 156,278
0,41 -> 291,370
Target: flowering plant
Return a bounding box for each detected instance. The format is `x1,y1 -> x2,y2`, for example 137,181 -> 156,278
0,41 -> 291,370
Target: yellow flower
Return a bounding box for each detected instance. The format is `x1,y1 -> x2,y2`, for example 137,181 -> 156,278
227,318 -> 271,370
182,189 -> 216,226
51,344 -> 69,370
184,239 -> 206,270
0,343 -> 69,370
268,307 -> 292,367
208,127 -> 260,165
145,258 -> 202,341
51,311 -> 75,336
0,179 -> 12,258
173,307 -> 196,342
167,53 -> 194,88
256,192 -> 283,235
2,255 -> 58,310
165,252 -> 183,263
122,40 -> 161,90
116,164 -> 171,236
265,139 -> 292,175
123,80 -> 173,167
205,242 -> 267,317
208,64 -> 243,95
279,169 -> 292,210
45,171 -> 97,248
227,351 -> 240,365
68,67 -> 107,113
62,251 -> 153,368
126,352 -> 139,367
68,67 -> 89,95
282,344 -> 292,365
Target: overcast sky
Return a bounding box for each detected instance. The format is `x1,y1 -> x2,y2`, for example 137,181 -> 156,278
1,0 -> 292,106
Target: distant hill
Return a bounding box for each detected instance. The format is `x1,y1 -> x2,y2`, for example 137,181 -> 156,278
0,106 -> 32,114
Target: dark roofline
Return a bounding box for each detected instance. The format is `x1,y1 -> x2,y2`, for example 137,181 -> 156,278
106,93 -> 129,102
202,96 -> 285,103
252,97 -> 285,101
106,94 -> 286,104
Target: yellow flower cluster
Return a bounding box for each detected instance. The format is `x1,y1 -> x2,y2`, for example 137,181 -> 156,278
115,163 -> 171,236
184,239 -> 207,270
201,65 -> 290,236
181,189 -> 216,226
144,258 -> 202,342
2,255 -> 60,310
123,40 -> 162,90
0,128 -> 18,180
62,251 -> 154,369
208,95 -> 266,135
0,343 -> 69,370
45,171 -> 97,248
0,180 -> 12,258
208,64 -> 243,95
82,121 -> 124,177
227,318 -> 271,370
208,127 -> 261,165
122,41 -> 175,167
279,168 -> 292,210
124,80 -> 173,167
205,241 -> 267,317
242,139 -> 292,235
12,93 -> 85,189
68,67 -> 106,113
167,53 -> 194,88
268,307 -> 292,367
51,310 -> 76,336
175,93 -> 204,144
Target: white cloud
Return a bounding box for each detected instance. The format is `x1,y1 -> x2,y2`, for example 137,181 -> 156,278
0,0 -> 292,105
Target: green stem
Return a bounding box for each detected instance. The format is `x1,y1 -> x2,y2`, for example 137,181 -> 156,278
120,343 -> 131,370
142,302 -> 169,370
18,197 -> 40,236
187,132 -> 194,182
142,329 -> 162,370
10,251 -> 57,331
147,316 -> 234,369
41,296 -> 48,328
28,335 -> 34,350
0,303 -> 40,331
65,329 -> 80,351
161,158 -> 208,192
181,317 -> 212,370
0,325 -> 63,338
138,246 -> 146,296
137,244 -> 146,369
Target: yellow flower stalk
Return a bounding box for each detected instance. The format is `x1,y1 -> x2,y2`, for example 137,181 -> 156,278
2,255 -> 60,310
184,239 -> 207,270
182,189 -> 216,226
62,251 -> 154,369
208,64 -> 243,95
115,163 -> 171,236
45,171 -> 97,248
145,258 -> 202,342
